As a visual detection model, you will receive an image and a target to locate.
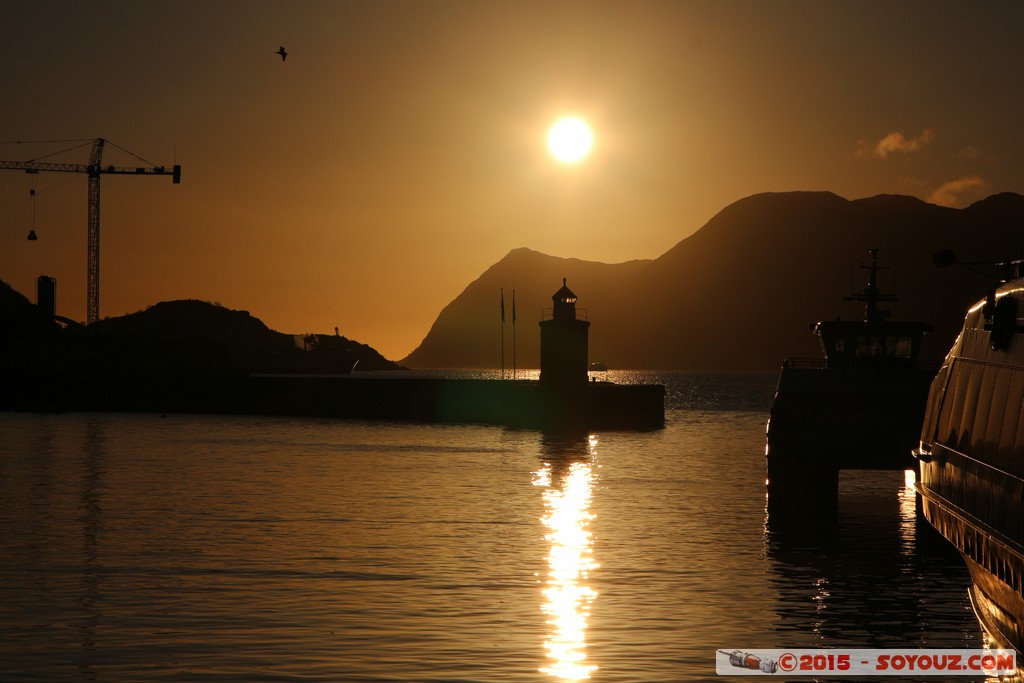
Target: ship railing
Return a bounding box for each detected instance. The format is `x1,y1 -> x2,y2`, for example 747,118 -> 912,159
782,357 -> 941,372
782,357 -> 827,369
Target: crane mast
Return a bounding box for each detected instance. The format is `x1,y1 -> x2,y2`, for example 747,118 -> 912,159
0,137 -> 181,324
87,139 -> 103,325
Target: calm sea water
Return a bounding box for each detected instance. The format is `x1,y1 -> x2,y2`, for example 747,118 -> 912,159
0,372 -> 996,682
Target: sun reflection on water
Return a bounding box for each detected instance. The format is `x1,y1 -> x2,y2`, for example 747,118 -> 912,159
898,469 -> 918,552
533,435 -> 600,680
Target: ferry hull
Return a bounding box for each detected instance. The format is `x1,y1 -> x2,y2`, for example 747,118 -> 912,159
968,561 -> 1024,652
915,269 -> 1024,651
768,365 -> 932,466
767,365 -> 932,505
918,444 -> 1024,652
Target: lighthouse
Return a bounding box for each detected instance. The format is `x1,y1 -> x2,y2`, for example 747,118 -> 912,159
539,278 -> 590,385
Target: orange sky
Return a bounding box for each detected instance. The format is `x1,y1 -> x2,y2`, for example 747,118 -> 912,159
2,1 -> 1023,360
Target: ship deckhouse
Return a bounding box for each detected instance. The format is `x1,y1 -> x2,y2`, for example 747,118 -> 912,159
814,249 -> 932,368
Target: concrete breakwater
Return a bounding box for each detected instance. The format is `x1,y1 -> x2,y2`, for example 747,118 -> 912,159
3,373 -> 665,431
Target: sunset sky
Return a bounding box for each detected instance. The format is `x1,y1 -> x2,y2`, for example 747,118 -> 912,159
2,1 -> 1023,360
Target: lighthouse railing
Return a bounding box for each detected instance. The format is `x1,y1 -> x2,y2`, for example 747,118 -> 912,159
541,308 -> 588,321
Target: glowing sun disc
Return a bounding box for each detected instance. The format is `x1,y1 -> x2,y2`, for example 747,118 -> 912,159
548,117 -> 593,163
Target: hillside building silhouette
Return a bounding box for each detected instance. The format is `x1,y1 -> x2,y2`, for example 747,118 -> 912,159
36,276 -> 56,318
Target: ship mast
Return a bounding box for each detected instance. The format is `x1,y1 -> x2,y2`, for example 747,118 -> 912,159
845,248 -> 896,323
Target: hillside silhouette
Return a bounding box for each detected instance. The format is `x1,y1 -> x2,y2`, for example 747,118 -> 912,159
402,192 -> 1024,371
92,300 -> 400,373
0,291 -> 399,376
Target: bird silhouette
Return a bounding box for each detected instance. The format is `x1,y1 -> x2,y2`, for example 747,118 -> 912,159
276,46 -> 288,61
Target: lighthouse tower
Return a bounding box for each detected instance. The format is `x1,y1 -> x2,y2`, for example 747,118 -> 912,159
539,278 -> 590,385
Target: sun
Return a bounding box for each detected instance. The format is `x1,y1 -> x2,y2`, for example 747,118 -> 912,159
547,116 -> 593,163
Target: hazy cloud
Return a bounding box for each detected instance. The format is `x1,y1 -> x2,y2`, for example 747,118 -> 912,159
953,145 -> 984,161
896,175 -> 929,192
853,129 -> 936,159
928,176 -> 990,207
872,129 -> 935,158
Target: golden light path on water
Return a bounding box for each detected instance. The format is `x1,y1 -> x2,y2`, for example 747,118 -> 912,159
900,469 -> 917,551
533,434 -> 600,681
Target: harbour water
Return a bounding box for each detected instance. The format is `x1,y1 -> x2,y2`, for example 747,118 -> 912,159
0,372 -> 993,681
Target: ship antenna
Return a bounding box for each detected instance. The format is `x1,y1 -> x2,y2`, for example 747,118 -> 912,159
845,248 -> 896,322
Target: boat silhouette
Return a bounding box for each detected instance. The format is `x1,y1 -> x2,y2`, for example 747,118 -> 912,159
766,249 -> 935,513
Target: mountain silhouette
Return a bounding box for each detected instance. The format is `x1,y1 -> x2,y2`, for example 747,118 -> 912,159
0,292 -> 399,376
402,192 -> 1024,371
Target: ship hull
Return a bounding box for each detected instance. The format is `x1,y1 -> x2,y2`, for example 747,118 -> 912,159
968,561 -> 1024,652
918,443 -> 1024,651
915,274 -> 1024,651
767,364 -> 933,504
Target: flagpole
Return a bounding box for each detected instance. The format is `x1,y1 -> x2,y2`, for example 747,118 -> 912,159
500,288 -> 506,380
512,289 -> 517,380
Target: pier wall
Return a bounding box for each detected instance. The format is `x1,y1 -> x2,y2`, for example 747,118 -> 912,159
1,373 -> 665,431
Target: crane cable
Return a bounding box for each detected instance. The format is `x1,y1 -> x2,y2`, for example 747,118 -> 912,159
104,139 -> 163,169
0,138 -> 94,164
22,167 -> 78,241
0,138 -> 163,167
26,174 -> 37,240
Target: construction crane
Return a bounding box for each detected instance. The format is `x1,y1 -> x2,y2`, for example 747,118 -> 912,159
0,137 -> 181,324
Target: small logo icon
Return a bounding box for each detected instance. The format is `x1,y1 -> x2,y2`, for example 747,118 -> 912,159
719,649 -> 779,674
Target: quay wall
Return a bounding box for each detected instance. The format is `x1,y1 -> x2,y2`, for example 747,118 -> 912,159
1,373 -> 665,431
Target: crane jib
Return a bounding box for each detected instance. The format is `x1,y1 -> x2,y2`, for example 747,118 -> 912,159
0,139 -> 181,324
0,161 -> 180,183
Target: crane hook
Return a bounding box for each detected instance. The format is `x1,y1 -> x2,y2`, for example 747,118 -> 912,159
26,187 -> 38,240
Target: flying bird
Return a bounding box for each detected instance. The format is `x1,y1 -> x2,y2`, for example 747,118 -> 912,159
276,46 -> 288,61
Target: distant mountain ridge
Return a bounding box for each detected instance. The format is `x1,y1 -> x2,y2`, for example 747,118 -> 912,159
402,191 -> 1024,371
